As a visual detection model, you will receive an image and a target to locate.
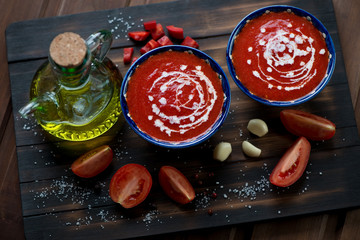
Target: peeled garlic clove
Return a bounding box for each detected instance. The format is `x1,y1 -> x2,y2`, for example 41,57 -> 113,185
247,119 -> 268,137
242,140 -> 261,157
213,142 -> 232,161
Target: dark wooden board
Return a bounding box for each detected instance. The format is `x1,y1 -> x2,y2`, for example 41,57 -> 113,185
6,0 -> 360,239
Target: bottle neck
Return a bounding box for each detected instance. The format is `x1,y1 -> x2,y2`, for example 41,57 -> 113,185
49,49 -> 92,88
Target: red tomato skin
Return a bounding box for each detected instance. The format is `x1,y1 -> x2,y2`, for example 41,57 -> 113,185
159,166 -> 195,204
157,35 -> 173,46
123,47 -> 134,64
270,137 -> 311,187
71,145 -> 113,178
166,25 -> 184,39
140,45 -> 151,55
132,56 -> 138,64
181,36 -> 199,48
109,164 -> 152,208
150,23 -> 165,40
128,31 -> 150,41
280,109 -> 336,141
140,39 -> 160,54
143,20 -> 157,31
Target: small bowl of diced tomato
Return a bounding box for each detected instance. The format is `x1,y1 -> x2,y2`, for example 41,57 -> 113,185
121,45 -> 231,148
226,5 -> 336,106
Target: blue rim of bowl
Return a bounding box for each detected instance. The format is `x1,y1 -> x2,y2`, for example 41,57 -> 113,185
226,5 -> 336,106
120,45 -> 231,148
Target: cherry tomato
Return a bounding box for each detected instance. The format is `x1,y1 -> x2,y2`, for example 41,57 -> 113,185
280,109 -> 336,141
71,145 -> 113,178
158,166 -> 195,204
109,164 -> 152,208
270,137 -> 311,187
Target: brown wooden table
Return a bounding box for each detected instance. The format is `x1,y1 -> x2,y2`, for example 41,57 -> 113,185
1,0 -> 360,239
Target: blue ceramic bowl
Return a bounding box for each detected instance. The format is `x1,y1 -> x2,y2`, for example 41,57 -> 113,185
226,5 -> 336,106
120,45 -> 231,148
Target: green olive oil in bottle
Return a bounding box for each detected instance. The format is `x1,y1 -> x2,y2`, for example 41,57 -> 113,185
19,30 -> 122,142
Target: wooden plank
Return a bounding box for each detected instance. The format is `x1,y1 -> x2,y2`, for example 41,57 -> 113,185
6,0 -> 340,62
5,0 -> 360,239
0,115 -> 24,240
15,122 -> 360,183
17,145 -> 360,239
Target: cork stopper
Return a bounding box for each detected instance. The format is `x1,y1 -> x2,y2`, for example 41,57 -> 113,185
49,32 -> 87,68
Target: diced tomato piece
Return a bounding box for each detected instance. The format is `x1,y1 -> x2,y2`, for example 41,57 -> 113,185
181,36 -> 199,48
140,45 -> 151,55
128,31 -> 150,41
143,20 -> 157,31
132,56 -> 138,64
157,35 -> 173,46
140,39 -> 161,54
166,25 -> 184,39
123,47 -> 134,64
151,23 -> 165,40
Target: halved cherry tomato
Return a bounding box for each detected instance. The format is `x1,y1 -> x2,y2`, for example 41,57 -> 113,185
270,137 -> 311,187
143,20 -> 157,31
150,23 -> 165,40
181,36 -> 199,48
123,47 -> 134,64
128,31 -> 150,41
71,145 -> 113,178
280,109 -> 336,141
109,164 -> 152,208
157,35 -> 173,46
158,166 -> 195,204
166,25 -> 184,39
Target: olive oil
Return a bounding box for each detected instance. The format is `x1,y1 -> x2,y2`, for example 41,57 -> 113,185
20,31 -> 122,142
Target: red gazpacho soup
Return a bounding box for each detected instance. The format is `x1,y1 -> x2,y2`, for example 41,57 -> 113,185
231,11 -> 331,101
125,50 -> 225,143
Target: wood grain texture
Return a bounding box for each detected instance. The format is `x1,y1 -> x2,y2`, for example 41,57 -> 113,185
1,0 -> 360,239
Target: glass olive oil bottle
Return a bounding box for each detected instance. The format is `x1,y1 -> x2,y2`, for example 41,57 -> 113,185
19,30 -> 122,141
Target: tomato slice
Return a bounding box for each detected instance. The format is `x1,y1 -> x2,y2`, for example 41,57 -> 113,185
158,166 -> 195,204
71,145 -> 113,178
270,137 -> 311,187
280,109 -> 336,141
109,164 -> 152,208
157,35 -> 173,46
143,20 -> 157,31
166,25 -> 184,39
150,23 -> 165,40
123,47 -> 134,64
128,31 -> 150,41
181,36 -> 199,48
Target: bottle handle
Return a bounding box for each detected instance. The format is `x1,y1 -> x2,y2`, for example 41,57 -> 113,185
85,29 -> 113,62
